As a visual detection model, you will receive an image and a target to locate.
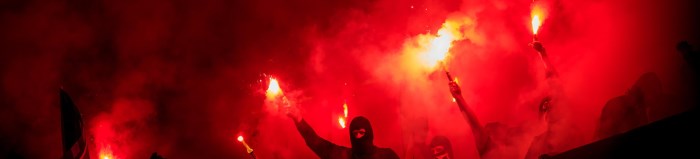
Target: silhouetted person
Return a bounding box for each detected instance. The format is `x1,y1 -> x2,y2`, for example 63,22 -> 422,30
525,97 -> 557,159
448,81 -> 491,157
525,39 -> 576,159
676,41 -> 700,108
284,102 -> 400,159
596,72 -> 663,139
149,152 -> 164,159
60,89 -> 89,159
677,41 -> 699,73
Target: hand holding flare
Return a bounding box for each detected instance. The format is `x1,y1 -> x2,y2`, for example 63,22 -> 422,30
237,136 -> 257,159
266,77 -> 301,122
237,136 -> 253,154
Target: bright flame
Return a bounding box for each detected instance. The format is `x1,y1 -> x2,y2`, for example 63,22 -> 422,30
420,27 -> 457,69
339,102 -> 349,128
343,102 -> 348,117
338,116 -> 346,128
531,2 -> 547,35
266,77 -> 282,98
237,135 -> 244,142
99,146 -> 115,159
532,15 -> 541,34
420,21 -> 465,68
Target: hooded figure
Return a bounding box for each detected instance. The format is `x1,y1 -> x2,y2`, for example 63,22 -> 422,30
596,72 -> 663,139
294,116 -> 399,159
429,136 -> 454,159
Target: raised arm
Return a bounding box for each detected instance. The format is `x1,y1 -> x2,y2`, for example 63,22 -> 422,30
532,41 -> 558,79
285,101 -> 342,158
449,81 -> 492,156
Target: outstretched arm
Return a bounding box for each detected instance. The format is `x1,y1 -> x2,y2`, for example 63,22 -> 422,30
449,81 -> 491,156
532,41 -> 558,79
285,101 -> 341,158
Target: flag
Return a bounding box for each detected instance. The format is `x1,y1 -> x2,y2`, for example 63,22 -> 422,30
60,89 -> 89,159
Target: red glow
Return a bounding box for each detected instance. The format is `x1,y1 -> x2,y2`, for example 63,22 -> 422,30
98,145 -> 115,159
93,119 -> 120,159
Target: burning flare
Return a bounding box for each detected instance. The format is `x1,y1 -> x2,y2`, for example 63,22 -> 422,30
338,117 -> 346,128
531,2 -> 547,35
99,145 -> 115,159
531,15 -> 541,35
420,23 -> 460,69
237,135 -> 254,153
266,77 -> 282,98
338,102 -> 349,128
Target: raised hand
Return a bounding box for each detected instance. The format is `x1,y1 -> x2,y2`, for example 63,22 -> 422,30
449,81 -> 462,98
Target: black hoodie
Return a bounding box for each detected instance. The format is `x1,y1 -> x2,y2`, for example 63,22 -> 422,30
295,116 -> 399,159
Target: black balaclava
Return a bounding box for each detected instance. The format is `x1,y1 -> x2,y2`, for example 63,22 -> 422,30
349,116 -> 374,156
430,135 -> 454,159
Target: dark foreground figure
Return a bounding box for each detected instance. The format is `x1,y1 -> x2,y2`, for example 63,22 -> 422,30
283,100 -> 399,159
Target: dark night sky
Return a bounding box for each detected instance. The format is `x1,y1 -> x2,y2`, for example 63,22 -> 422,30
1,0 -> 699,158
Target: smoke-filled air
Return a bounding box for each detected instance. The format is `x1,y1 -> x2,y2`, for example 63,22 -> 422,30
1,0 -> 698,158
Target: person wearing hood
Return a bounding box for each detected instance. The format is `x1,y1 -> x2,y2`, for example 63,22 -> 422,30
429,135 -> 455,159
596,72 -> 664,139
284,101 -> 400,159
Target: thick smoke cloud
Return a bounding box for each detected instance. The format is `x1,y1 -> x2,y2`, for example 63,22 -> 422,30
1,0 -> 698,158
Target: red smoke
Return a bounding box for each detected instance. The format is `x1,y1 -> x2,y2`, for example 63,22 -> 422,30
0,0 -> 698,158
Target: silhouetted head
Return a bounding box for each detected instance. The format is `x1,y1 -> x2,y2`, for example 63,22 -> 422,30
677,41 -> 693,55
629,72 -> 662,108
429,136 -> 454,159
349,116 -> 374,156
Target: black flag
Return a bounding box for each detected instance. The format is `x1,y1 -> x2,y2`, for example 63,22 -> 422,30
60,89 -> 89,159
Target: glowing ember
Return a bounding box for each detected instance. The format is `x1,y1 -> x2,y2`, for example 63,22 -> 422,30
237,135 -> 244,142
266,77 -> 282,97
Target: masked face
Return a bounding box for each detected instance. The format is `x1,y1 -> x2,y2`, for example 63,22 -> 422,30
429,136 -> 453,159
431,145 -> 450,159
349,116 -> 374,156
352,128 -> 366,139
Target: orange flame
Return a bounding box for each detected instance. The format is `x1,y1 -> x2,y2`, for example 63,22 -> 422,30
343,102 -> 348,117
237,135 -> 244,142
266,78 -> 282,97
338,102 -> 349,128
338,116 -> 346,128
531,2 -> 547,35
99,146 -> 115,159
420,26 -> 458,69
532,15 -> 541,34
